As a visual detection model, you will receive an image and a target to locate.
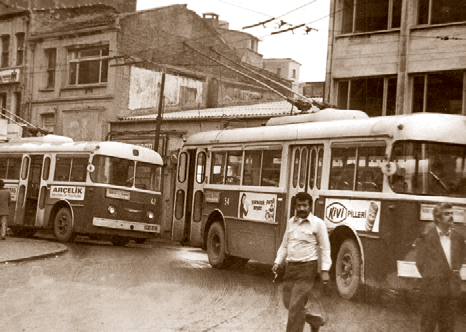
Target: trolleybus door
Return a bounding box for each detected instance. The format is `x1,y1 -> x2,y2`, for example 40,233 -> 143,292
188,149 -> 207,247
35,154 -> 52,227
172,150 -> 205,246
173,149 -> 198,245
14,155 -> 30,225
22,155 -> 44,227
287,145 -> 324,220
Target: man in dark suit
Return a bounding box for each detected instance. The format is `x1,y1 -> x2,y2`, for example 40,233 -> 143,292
415,202 -> 466,332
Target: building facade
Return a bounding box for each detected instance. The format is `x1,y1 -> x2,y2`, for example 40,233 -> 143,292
326,0 -> 466,116
0,10 -> 28,127
263,58 -> 301,93
24,4 -> 289,140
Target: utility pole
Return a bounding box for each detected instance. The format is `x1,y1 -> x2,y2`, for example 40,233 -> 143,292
154,69 -> 166,153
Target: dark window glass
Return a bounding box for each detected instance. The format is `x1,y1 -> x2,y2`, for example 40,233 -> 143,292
42,157 -> 51,180
211,152 -> 226,184
243,150 -> 261,186
293,149 -> 300,188
196,152 -> 206,184
175,189 -> 185,219
193,190 -> 203,222
178,152 -> 187,183
261,150 -> 281,187
299,148 -> 308,188
337,81 -> 349,109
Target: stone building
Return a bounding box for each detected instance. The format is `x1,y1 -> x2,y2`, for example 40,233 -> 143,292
23,3 -> 290,140
0,9 -> 27,130
263,58 -> 301,93
326,0 -> 466,116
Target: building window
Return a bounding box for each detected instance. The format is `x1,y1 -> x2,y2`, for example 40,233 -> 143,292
180,86 -> 197,107
1,35 -> 10,68
69,46 -> 109,85
15,33 -> 24,66
292,69 -> 297,79
419,0 -> 466,25
41,113 -> 55,134
337,76 -> 397,116
341,0 -> 402,34
0,93 -> 6,118
13,92 -> 21,116
45,48 -> 56,88
412,71 -> 463,114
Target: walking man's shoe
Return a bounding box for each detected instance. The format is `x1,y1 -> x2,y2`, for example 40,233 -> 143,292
306,313 -> 325,331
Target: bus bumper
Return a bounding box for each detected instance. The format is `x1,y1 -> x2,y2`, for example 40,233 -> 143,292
93,217 -> 160,233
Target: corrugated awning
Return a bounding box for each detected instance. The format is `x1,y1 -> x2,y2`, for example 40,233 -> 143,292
118,100 -> 322,122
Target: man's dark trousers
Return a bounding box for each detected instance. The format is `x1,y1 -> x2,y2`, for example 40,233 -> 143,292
282,261 -> 318,332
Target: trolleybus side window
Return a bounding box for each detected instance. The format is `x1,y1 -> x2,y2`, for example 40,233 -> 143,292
211,152 -> 226,184
391,141 -> 466,197
261,150 -> 281,187
0,157 -> 22,179
330,144 -> 385,192
243,150 -> 261,186
54,155 -> 88,182
226,151 -> 242,185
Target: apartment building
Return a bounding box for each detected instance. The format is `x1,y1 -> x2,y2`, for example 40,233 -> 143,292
0,9 -> 27,128
326,0 -> 466,116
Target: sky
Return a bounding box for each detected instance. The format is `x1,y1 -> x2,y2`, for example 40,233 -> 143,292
136,0 -> 331,82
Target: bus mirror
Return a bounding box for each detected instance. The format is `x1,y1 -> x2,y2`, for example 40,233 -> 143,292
87,164 -> 95,173
381,161 -> 396,176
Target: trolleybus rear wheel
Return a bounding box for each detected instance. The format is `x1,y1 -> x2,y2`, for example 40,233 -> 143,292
206,222 -> 231,269
53,208 -> 76,243
336,238 -> 361,300
134,238 -> 147,244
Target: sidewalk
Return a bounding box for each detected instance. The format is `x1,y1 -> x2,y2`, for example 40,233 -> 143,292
0,236 -> 67,263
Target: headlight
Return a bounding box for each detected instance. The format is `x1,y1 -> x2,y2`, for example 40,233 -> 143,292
147,211 -> 154,220
108,205 -> 117,215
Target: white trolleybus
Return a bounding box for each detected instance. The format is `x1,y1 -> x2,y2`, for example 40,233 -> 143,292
0,135 -> 163,246
172,110 -> 466,299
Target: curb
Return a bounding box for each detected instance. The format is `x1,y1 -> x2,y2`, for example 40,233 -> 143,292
0,241 -> 68,264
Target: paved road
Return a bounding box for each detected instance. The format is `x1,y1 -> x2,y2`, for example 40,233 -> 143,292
0,235 -> 463,331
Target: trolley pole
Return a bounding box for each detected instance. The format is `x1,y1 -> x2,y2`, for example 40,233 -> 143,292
154,69 -> 166,153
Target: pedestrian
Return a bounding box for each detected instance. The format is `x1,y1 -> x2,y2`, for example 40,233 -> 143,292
272,192 -> 332,332
0,179 -> 11,240
415,202 -> 466,332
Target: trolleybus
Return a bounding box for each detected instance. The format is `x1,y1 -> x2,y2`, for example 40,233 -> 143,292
172,110 -> 466,299
0,135 -> 163,245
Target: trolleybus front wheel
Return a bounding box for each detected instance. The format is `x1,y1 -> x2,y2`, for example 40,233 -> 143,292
206,222 -> 231,269
53,208 -> 76,243
335,238 -> 361,300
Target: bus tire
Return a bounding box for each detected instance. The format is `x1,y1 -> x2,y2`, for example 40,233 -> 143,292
53,208 -> 76,243
336,239 -> 361,300
111,236 -> 130,246
206,222 -> 231,269
134,238 -> 147,244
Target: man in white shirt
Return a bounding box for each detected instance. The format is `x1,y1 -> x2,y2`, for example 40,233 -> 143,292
272,192 -> 332,332
415,202 -> 466,332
